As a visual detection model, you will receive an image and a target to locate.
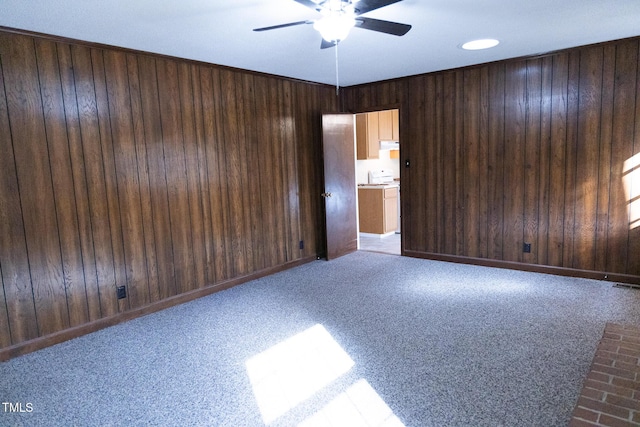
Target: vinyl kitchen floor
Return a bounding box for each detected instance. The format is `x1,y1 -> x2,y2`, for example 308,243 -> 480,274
359,232 -> 401,255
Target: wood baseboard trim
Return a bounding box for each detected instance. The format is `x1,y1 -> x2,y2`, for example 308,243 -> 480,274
0,256 -> 317,362
403,250 -> 640,285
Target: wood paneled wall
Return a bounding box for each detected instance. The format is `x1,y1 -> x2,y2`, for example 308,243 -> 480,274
2,27 -> 639,357
343,37 -> 640,283
0,29 -> 337,354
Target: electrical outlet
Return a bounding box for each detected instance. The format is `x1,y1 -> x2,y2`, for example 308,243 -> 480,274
523,243 -> 532,253
116,286 -> 127,300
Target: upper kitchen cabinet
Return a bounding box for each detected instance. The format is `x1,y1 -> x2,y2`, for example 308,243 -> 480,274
378,109 -> 399,141
356,112 -> 379,160
356,109 -> 399,160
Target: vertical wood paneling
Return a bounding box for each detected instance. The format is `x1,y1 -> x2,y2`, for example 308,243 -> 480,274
573,47 -> 603,271
269,80 -> 288,265
454,71 -> 465,255
0,62 -> 14,346
209,67 -> 234,281
433,75 -> 445,253
2,35 -> 69,336
242,73 -> 267,270
130,55 -> 177,302
283,81 -> 301,261
537,56 -> 553,266
408,76 -> 426,252
424,75 -> 437,253
487,63 -> 505,260
58,44 -> 102,322
463,68 -> 481,258
156,58 -> 197,294
2,28 -> 640,353
190,65 -> 215,285
300,84 -> 318,256
199,67 -> 228,282
177,62 -> 208,289
548,53 -> 570,267
235,73 -> 257,270
442,72 -> 457,255
478,67 -> 490,259
91,48 -> 129,314
0,41 -> 39,343
103,50 -> 150,309
294,82 -> 313,259
630,42 -> 640,275
562,52 -> 580,269
595,46 -> 616,273
219,69 -> 248,276
1,29 -> 332,351
126,53 -> 161,302
607,43 -> 638,271
35,39 -> 90,327
0,266 -> 9,349
253,75 -> 277,267
278,81 -> 294,260
292,84 -> 308,256
503,61 -> 526,263
343,36 -> 640,282
523,59 -> 542,265
627,40 -> 640,275
72,45 -> 119,317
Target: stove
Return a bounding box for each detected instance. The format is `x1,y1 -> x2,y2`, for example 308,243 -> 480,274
368,169 -> 395,185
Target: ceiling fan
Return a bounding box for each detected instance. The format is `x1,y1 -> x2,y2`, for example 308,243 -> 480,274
253,0 -> 411,48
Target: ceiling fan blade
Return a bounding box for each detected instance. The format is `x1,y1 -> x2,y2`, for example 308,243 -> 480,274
353,0 -> 403,15
320,39 -> 336,49
253,20 -> 311,32
294,0 -> 323,13
355,17 -> 411,36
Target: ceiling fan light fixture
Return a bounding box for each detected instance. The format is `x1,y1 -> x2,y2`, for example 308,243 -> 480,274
313,12 -> 356,42
461,38 -> 500,50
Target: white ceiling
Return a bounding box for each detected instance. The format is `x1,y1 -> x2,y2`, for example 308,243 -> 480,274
2,0 -> 640,86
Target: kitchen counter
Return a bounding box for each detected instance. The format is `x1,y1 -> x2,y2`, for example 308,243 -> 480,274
357,183 -> 399,189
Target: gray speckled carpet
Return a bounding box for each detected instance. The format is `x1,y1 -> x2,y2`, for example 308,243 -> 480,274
2,251 -> 640,427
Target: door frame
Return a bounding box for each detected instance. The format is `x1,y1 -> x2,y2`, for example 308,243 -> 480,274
351,104 -> 403,256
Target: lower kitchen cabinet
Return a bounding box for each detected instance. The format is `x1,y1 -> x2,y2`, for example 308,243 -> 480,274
358,186 -> 398,234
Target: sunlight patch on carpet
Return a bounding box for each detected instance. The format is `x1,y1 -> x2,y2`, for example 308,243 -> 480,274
246,324 -> 404,426
246,324 -> 354,424
298,379 -> 405,427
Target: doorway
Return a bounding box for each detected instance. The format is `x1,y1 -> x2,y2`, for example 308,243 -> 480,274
353,108 -> 401,256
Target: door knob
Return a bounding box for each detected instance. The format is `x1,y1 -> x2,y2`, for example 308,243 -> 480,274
321,192 -> 332,198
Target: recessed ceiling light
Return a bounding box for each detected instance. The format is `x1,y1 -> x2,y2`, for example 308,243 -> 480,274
461,39 -> 500,50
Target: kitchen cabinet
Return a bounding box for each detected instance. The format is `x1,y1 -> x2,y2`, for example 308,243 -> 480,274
358,186 -> 398,234
356,112 -> 379,160
378,109 -> 399,141
356,109 -> 399,159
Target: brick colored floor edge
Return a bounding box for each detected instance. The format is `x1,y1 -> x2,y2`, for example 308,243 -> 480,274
569,323 -> 640,427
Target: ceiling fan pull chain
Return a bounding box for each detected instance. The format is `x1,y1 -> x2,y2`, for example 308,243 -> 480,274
335,41 -> 340,96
